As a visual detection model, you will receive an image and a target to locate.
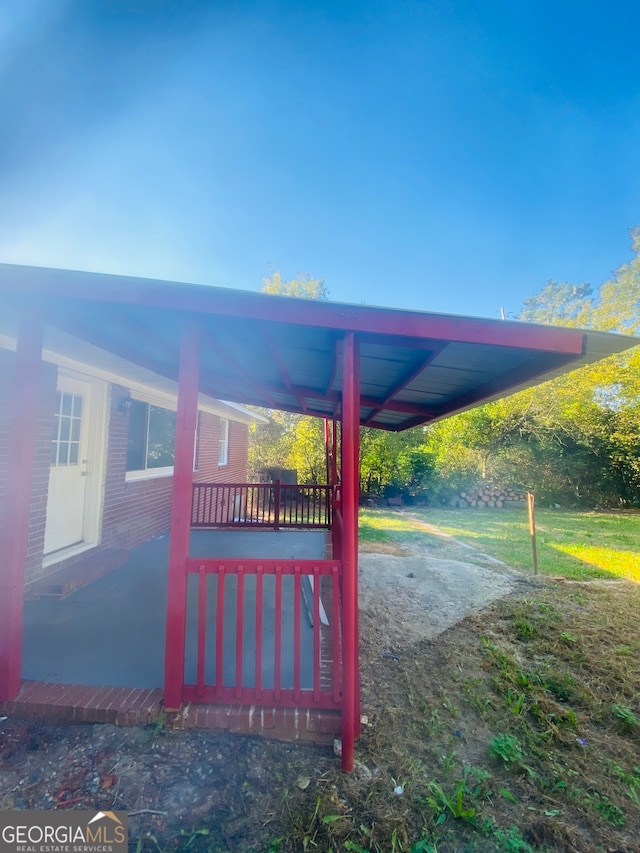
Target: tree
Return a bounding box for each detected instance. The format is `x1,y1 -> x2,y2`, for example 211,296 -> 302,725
591,227 -> 640,336
248,410 -> 296,478
288,416 -> 328,483
520,281 -> 593,326
261,270 -> 329,300
423,229 -> 640,507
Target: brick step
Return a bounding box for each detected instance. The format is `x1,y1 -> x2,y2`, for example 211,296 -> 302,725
28,548 -> 130,598
0,682 -> 164,726
0,681 -> 341,744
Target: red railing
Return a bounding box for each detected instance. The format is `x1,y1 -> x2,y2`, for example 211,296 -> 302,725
182,558 -> 342,709
191,482 -> 333,529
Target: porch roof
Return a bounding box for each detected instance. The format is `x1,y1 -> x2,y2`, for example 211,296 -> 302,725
0,263 -> 636,431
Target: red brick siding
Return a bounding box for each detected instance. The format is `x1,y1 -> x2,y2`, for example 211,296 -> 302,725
194,413 -> 249,484
1,363 -> 251,582
25,361 -> 57,586
101,396 -> 250,551
0,349 -> 58,588
99,384 -> 174,551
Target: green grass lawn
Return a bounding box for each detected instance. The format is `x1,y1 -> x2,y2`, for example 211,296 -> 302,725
360,507 -> 640,581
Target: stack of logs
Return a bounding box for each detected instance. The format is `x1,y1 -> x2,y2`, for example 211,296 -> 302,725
449,483 -> 527,509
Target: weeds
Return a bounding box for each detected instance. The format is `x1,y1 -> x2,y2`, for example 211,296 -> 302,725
491,826 -> 535,852
425,779 -> 477,825
489,733 -> 524,767
611,702 -> 640,730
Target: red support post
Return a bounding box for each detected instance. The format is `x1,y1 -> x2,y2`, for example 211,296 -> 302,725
331,418 -> 338,486
163,318 -> 200,710
354,354 -> 362,737
340,332 -> 360,771
324,417 -> 331,486
0,310 -> 44,701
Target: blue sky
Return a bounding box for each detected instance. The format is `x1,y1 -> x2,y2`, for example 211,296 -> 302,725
0,0 -> 638,318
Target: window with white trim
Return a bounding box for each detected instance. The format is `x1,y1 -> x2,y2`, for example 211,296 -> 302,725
126,400 -> 176,472
219,418 -> 229,466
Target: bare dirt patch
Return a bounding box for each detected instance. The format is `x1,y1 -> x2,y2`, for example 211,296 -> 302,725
358,551 -> 517,651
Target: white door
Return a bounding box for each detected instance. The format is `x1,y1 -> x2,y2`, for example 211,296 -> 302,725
44,376 -> 93,555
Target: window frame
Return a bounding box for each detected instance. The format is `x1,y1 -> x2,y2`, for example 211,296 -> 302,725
218,417 -> 229,466
125,398 -> 177,482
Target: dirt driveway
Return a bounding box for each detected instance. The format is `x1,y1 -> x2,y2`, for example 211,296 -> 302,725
0,515 -> 520,850
358,512 -> 517,651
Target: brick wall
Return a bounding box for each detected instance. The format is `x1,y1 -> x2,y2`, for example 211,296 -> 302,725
100,394 -> 250,551
99,384 -> 174,551
0,349 -> 58,588
1,362 -> 252,583
194,413 -> 249,484
25,362 -> 58,585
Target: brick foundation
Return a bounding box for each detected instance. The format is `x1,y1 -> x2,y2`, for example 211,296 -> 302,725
0,682 -> 341,744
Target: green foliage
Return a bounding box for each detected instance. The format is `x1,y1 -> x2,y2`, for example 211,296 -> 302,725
249,410 -> 328,482
611,703 -> 640,730
491,826 -> 535,852
489,734 -> 524,766
359,428 -> 434,496
426,779 -> 477,824
520,280 -> 593,326
423,230 -> 640,507
261,270 -> 329,300
248,409 -> 296,476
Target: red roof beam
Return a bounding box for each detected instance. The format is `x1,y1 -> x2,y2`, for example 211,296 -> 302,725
0,266 -> 587,355
363,344 -> 448,425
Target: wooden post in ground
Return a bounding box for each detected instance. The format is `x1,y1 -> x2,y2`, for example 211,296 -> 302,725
527,492 -> 538,576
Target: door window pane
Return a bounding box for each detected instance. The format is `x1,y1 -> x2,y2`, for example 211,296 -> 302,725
51,391 -> 83,467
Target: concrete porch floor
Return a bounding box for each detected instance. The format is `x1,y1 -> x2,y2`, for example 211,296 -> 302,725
22,530 -> 328,689
2,530 -> 341,742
